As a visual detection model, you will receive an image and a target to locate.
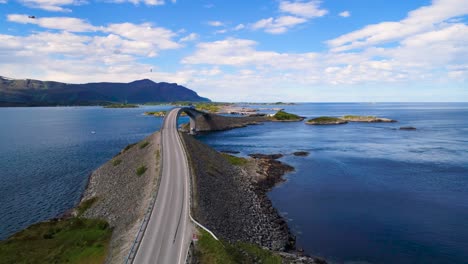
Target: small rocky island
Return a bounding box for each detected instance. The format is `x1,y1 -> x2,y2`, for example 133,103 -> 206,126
270,110 -> 305,122
306,116 -> 348,125
306,115 -> 397,125
341,115 -> 396,122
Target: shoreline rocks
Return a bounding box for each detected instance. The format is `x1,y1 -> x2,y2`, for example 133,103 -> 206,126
293,151 -> 310,157
400,126 -> 417,130
181,133 -> 295,251
341,115 -> 396,123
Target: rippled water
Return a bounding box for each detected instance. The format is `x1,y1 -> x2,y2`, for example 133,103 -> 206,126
0,106 -> 176,239
1,103 -> 467,264
197,103 -> 468,264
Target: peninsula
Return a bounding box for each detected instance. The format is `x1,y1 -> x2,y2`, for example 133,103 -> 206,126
0,76 -> 210,106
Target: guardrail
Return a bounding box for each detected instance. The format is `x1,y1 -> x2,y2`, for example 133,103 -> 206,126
174,123 -> 219,242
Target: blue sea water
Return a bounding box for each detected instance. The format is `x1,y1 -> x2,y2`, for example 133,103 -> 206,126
196,103 -> 468,264
0,106 -> 177,240
0,103 -> 467,264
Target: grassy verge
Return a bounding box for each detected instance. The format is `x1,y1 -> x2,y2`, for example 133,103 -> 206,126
136,165 -> 147,176
76,197 -> 99,217
139,142 -> 150,149
221,153 -> 248,166
272,110 -> 302,121
123,143 -> 136,152
194,230 -> 281,264
0,218 -> 112,264
112,159 -> 122,166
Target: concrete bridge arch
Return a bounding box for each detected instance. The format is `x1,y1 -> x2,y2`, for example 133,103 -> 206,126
173,107 -> 270,134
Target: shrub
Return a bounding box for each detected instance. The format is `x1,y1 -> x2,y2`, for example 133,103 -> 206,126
136,165 -> 147,176
139,142 -> 150,149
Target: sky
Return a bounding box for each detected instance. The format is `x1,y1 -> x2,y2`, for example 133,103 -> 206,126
0,0 -> 467,102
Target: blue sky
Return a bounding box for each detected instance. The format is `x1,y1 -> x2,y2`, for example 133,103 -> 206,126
0,0 -> 467,102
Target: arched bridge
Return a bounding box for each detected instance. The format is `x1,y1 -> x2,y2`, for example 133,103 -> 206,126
175,107 -> 269,134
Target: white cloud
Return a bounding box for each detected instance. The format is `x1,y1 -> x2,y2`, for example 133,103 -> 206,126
17,0 -> 86,12
328,0 -> 468,52
207,21 -> 224,27
339,11 -> 350,18
7,14 -> 97,32
180,33 -> 199,42
252,16 -> 307,34
279,0 -> 328,18
251,0 -> 327,34
234,24 -> 245,31
0,0 -> 7,3
105,23 -> 181,50
106,0 -> 165,5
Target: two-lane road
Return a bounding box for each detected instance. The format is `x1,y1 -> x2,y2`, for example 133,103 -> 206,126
134,108 -> 192,264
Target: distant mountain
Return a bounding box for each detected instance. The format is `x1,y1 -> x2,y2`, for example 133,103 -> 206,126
0,76 -> 210,106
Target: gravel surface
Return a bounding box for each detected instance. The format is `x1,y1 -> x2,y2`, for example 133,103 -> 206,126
77,131 -> 161,263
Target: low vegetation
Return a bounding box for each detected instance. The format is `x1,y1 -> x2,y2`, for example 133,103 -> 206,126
271,110 -> 303,121
221,153 -> 248,166
112,159 -> 122,166
139,141 -> 150,149
343,115 -> 375,119
136,165 -> 147,176
103,103 -> 138,108
123,143 -> 136,152
0,218 -> 112,264
306,116 -> 347,125
144,111 -> 167,117
76,197 -> 99,217
194,230 -> 282,264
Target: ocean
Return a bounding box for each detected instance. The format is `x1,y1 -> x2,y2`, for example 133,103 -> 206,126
1,103 -> 467,263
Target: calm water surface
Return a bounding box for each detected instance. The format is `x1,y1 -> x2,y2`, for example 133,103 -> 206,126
197,103 -> 468,264
0,106 -> 178,239
1,103 -> 467,264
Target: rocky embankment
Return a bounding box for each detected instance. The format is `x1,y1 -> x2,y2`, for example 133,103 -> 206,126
76,132 -> 161,263
182,133 -> 293,250
181,133 -> 326,263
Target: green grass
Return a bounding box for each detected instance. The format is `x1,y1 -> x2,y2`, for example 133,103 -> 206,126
221,153 -> 248,166
0,218 -> 112,264
123,143 -> 136,152
112,159 -> 122,166
103,103 -> 138,108
76,197 -> 99,217
195,230 -> 282,264
272,110 -> 302,121
194,103 -> 221,113
343,115 -> 375,119
136,165 -> 147,176
307,116 -> 343,122
139,142 -> 150,149
144,111 -> 167,116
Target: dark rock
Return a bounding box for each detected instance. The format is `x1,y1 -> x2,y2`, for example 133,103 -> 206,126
220,150 -> 241,154
181,134 -> 294,251
249,153 -> 284,159
400,126 -> 417,130
293,151 -> 309,157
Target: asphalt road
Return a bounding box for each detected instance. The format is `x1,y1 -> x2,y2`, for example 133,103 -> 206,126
134,108 -> 192,264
